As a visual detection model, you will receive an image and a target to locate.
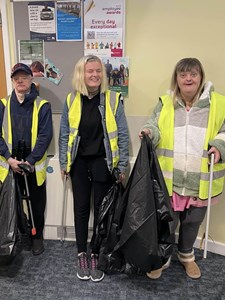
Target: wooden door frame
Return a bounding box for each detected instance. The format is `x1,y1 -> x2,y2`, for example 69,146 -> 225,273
0,0 -> 14,95
0,25 -> 7,98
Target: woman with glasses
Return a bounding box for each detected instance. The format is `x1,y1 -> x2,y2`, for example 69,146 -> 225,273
139,58 -> 225,280
59,55 -> 129,282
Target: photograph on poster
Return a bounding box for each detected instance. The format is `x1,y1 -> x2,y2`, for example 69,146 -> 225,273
30,60 -> 45,77
102,56 -> 129,96
45,58 -> 64,85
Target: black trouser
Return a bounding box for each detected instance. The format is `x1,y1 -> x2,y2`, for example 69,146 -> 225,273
170,206 -> 207,253
16,171 -> 46,239
70,156 -> 112,254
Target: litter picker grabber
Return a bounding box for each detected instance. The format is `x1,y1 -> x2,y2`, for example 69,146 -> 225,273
203,153 -> 215,259
19,163 -> 36,236
61,174 -> 68,242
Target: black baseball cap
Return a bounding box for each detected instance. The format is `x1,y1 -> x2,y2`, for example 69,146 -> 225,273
11,63 -> 33,78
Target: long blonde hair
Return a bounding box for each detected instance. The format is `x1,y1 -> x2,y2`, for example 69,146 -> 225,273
170,58 -> 205,104
71,55 -> 108,96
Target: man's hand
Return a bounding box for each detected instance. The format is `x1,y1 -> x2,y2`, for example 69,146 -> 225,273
23,161 -> 35,173
8,157 -> 23,173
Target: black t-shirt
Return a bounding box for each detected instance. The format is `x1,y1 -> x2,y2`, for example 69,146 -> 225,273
77,93 -> 106,157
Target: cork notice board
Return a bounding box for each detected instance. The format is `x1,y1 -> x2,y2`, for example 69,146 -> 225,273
13,1 -> 84,113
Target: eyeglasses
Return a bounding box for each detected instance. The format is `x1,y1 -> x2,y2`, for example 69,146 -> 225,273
12,75 -> 32,82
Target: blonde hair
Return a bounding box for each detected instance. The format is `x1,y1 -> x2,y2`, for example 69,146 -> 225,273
170,58 -> 205,104
71,55 -> 108,95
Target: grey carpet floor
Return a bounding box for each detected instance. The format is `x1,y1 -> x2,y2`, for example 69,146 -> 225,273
0,240 -> 225,300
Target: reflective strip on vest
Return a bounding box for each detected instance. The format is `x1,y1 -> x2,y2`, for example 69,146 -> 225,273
66,90 -> 119,173
35,157 -> 47,173
0,160 -> 8,169
156,148 -> 173,158
0,96 -> 48,185
158,92 -> 225,199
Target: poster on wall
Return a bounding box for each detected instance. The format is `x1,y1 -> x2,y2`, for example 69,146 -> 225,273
84,0 -> 125,57
56,1 -> 83,41
18,40 -> 45,77
102,56 -> 129,96
28,1 -> 56,42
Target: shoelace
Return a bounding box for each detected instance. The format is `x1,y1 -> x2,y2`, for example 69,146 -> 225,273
79,254 -> 88,269
91,255 -> 98,271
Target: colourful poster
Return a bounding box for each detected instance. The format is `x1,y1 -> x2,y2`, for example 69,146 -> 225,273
28,1 -> 56,42
56,1 -> 82,41
102,56 -> 129,96
84,0 -> 125,57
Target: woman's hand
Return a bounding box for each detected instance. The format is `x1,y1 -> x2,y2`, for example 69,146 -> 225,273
138,128 -> 151,139
113,168 -> 125,183
208,146 -> 221,164
118,172 -> 126,182
61,170 -> 69,180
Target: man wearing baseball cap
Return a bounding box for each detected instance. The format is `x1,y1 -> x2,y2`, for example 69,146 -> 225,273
0,63 -> 53,255
10,62 -> 33,78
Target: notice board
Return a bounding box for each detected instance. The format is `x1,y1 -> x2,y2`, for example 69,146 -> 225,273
13,1 -> 84,113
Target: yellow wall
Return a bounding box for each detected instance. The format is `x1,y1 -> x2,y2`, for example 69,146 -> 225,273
125,0 -> 225,116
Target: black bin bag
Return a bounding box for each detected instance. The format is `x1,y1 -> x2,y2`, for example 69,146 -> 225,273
95,181 -> 127,274
116,134 -> 174,272
96,135 -> 174,273
0,170 -> 30,265
0,169 -> 17,264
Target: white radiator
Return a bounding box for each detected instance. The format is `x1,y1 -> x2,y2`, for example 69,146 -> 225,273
44,155 -> 94,240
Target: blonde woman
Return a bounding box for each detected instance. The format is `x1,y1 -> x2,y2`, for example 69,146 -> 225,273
59,55 -> 129,282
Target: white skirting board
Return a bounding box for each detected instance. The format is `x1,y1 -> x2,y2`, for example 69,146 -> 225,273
44,225 -> 93,241
43,226 -> 225,256
194,237 -> 225,256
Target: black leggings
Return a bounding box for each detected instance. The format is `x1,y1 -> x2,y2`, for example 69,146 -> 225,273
70,156 -> 112,253
170,206 -> 207,253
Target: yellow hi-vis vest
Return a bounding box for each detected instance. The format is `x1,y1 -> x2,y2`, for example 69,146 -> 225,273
158,92 -> 225,199
0,96 -> 48,186
66,90 -> 120,173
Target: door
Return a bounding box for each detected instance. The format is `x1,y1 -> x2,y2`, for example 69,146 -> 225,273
0,24 -> 7,98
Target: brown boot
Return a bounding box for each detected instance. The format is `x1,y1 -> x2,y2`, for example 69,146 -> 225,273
177,250 -> 201,279
146,256 -> 171,280
146,267 -> 163,280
